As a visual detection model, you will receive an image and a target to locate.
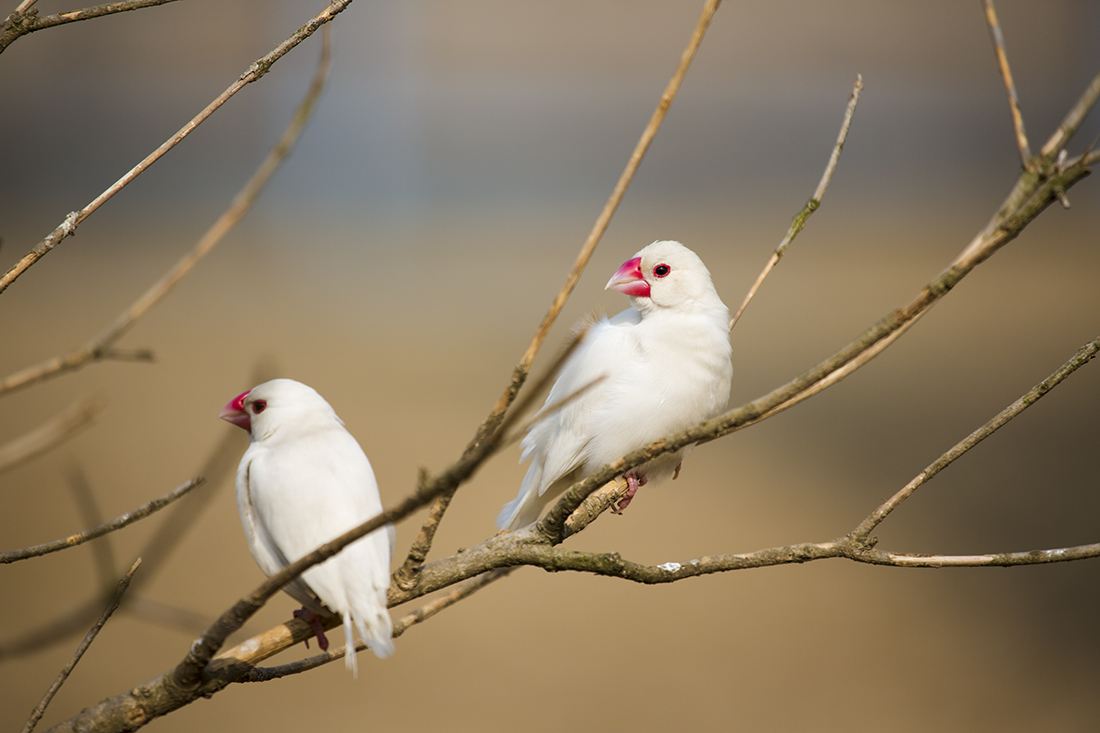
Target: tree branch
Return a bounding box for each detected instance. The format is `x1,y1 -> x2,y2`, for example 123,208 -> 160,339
982,0 -> 1032,169
0,28 -> 332,398
729,73 -> 863,332
240,568 -> 513,682
0,0 -> 179,54
394,0 -> 725,589
852,336 -> 1100,540
0,399 -> 102,474
0,0 -> 350,295
0,479 -> 202,564
21,558 -> 140,733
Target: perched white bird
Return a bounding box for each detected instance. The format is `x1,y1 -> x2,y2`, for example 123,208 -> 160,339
498,240 -> 732,530
220,378 -> 393,673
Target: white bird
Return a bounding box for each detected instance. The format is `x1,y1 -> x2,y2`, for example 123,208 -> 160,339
220,378 -> 393,673
498,240 -> 733,530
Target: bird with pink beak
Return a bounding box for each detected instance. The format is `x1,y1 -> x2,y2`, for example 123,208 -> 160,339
221,378 -> 394,675
498,240 -> 732,529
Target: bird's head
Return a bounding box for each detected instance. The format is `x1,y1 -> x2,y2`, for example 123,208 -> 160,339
219,378 -> 339,439
605,240 -> 721,312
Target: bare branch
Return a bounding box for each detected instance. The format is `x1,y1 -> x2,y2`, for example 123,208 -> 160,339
241,569 -> 513,682
0,479 -> 202,564
853,336 -> 1100,539
0,0 -> 350,295
394,0 -> 725,588
729,73 -> 863,332
21,558 -> 140,733
0,30 -> 332,398
982,0 -> 1032,168
1040,71 -> 1100,159
0,400 -> 102,474
0,0 -> 180,54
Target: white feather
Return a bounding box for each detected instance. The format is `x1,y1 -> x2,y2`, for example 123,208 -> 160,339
498,241 -> 732,530
232,379 -> 393,674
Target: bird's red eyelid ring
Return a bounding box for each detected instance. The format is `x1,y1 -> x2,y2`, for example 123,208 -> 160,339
653,263 -> 672,278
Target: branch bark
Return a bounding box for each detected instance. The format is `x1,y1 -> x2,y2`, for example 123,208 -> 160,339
729,73 -> 863,332
21,558 -> 140,733
0,0 -> 350,295
0,479 -> 202,564
0,0 -> 179,54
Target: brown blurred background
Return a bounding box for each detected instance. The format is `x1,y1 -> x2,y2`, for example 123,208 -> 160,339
2,1 -> 1099,730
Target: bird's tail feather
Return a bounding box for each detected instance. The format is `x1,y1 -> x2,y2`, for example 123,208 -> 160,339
497,489 -> 542,530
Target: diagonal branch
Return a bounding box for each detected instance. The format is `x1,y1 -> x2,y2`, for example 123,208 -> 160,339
21,558 -> 140,733
0,0 -> 179,54
852,336 -> 1100,540
0,399 -> 103,473
0,0 -> 350,295
0,29 -> 331,398
1039,72 -> 1100,160
0,479 -> 202,564
982,0 -> 1032,168
240,568 -> 513,682
729,73 -> 863,332
395,0 -> 725,587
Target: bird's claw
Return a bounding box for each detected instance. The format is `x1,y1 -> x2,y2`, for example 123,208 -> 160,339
293,607 -> 331,652
613,472 -> 646,513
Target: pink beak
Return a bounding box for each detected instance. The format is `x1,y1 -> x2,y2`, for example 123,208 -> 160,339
605,256 -> 650,298
219,389 -> 252,431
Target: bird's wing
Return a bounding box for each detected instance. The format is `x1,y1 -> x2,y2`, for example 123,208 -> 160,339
498,312 -> 639,529
247,426 -> 393,660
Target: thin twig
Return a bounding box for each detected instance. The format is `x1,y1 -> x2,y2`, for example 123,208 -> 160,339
982,0 -> 1032,168
0,0 -> 350,295
852,336 -> 1100,540
0,28 -> 332,397
0,479 -> 202,563
0,0 -> 179,54
1039,72 -> 1100,160
394,0 -> 724,588
729,74 -> 863,332
21,558 -> 141,733
0,400 -> 103,473
240,569 -> 513,682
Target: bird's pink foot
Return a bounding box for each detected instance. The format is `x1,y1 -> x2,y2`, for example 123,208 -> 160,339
293,607 -> 330,652
614,472 -> 647,513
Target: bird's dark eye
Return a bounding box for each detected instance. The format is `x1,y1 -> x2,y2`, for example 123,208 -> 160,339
251,400 -> 267,414
653,263 -> 671,278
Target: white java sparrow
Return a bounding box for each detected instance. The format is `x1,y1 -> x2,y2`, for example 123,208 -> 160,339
220,378 -> 394,673
498,240 -> 733,530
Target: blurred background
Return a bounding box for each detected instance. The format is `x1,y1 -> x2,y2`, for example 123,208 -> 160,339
2,1 -> 1099,730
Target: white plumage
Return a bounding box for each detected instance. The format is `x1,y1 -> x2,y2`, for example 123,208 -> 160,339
498,240 -> 732,530
221,378 -> 393,674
